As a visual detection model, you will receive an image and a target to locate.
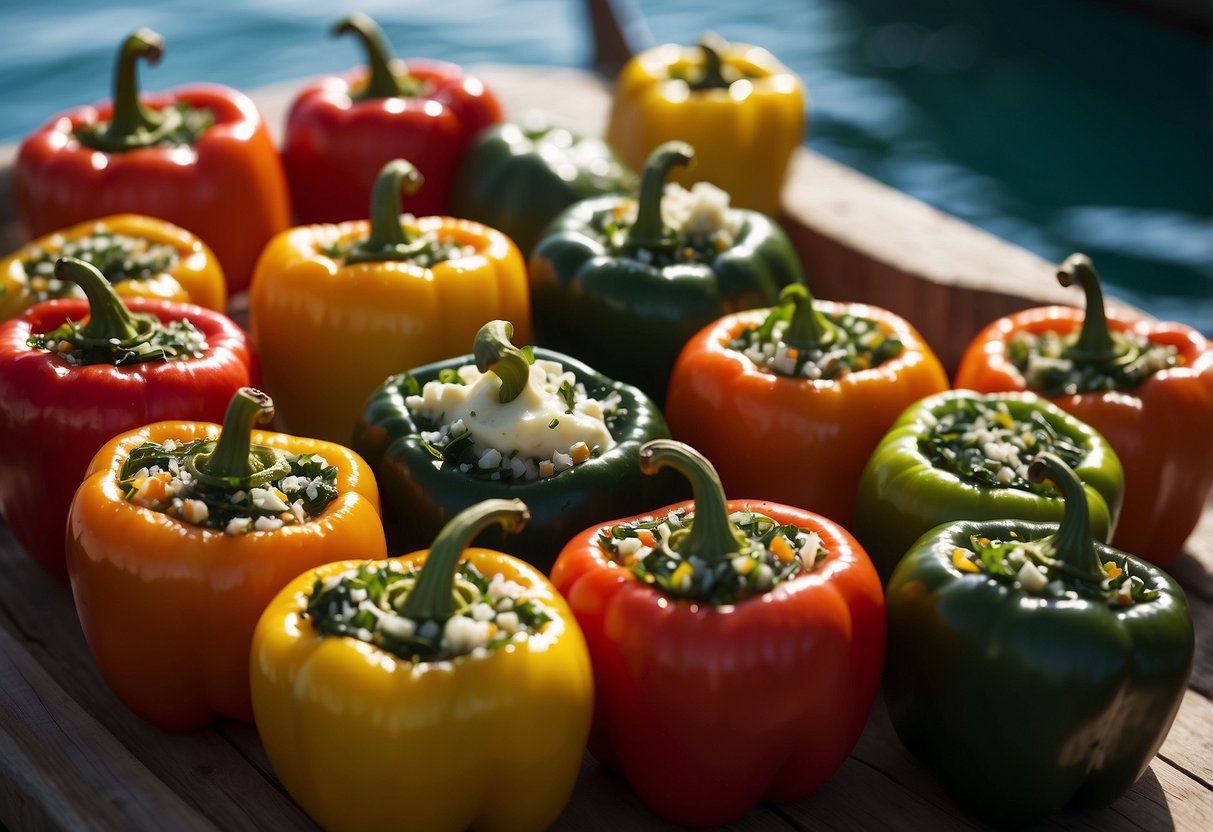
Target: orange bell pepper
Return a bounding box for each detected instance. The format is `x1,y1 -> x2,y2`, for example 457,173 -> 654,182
67,388 -> 386,730
251,159 -> 530,443
666,284 -> 948,527
1,214 -> 226,321
955,254 -> 1213,566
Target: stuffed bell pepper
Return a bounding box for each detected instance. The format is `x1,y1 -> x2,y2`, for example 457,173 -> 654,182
529,141 -> 804,403
251,158 -> 529,443
955,253 -> 1213,566
0,257 -> 255,579
666,283 -> 948,528
884,452 -> 1193,826
251,499 -> 592,832
67,387 -> 385,730
14,28 -> 289,292
854,389 -> 1124,582
284,13 -> 502,223
550,440 -> 885,827
450,113 -> 637,255
354,320 -> 683,573
606,36 -> 804,216
1,214 -> 226,321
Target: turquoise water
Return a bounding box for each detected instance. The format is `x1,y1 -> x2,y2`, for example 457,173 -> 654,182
1,0 -> 1209,333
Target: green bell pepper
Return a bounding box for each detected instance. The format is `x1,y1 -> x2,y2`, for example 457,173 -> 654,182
529,140 -> 805,403
450,115 -> 637,256
854,389 -> 1123,582
884,452 -> 1193,826
353,321 -> 684,572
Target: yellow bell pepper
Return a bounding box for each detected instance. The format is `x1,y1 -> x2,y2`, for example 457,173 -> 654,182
251,499 -> 593,832
606,37 -> 805,216
67,388 -> 386,730
250,159 -> 531,443
0,213 -> 226,321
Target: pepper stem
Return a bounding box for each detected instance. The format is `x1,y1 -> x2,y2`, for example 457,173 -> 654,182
333,13 -> 407,100
188,388 -> 291,489
78,29 -> 183,152
400,499 -> 530,622
474,321 -> 532,403
55,257 -> 156,348
688,35 -> 731,91
344,160 -> 425,264
638,440 -> 744,564
1057,253 -> 1127,366
625,141 -> 694,251
780,284 -> 841,351
1027,453 -> 1103,585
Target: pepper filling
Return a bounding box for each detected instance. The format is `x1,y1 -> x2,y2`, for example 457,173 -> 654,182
321,222 -> 475,268
74,102 -> 215,148
20,227 -> 181,303
949,534 -> 1159,605
599,507 -> 826,605
920,398 -> 1086,494
730,310 -> 904,380
118,439 -> 339,534
403,357 -> 621,482
598,182 -> 741,267
305,560 -> 555,662
1009,330 -> 1180,396
27,317 -> 207,366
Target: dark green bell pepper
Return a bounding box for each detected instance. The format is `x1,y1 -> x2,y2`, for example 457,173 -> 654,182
353,321 -> 684,573
528,140 -> 804,404
884,452 -> 1193,827
853,389 -> 1123,582
449,115 -> 637,256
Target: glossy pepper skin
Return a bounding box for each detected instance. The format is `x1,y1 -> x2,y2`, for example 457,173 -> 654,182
955,254 -> 1213,566
1,214 -> 226,321
606,37 -> 804,216
0,258 -> 256,580
450,115 -> 637,255
284,13 -> 503,224
250,159 -> 530,444
530,141 -> 804,403
884,454 -> 1193,826
354,324 -> 682,574
68,389 -> 386,730
550,441 -> 885,827
13,29 -> 289,293
251,500 -> 592,832
854,389 -> 1124,583
666,284 -> 948,528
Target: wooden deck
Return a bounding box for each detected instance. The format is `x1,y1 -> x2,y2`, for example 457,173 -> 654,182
1,63 -> 1211,831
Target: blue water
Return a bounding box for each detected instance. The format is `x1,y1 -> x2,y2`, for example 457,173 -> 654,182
1,0 -> 1209,333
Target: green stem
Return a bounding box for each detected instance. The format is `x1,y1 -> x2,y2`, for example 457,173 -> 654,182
688,35 -> 731,91
474,320 -> 532,403
638,440 -> 744,564
188,388 -> 291,489
780,283 -> 840,350
344,160 -> 425,264
1027,453 -> 1103,584
333,13 -> 407,100
625,141 -> 694,250
1056,253 -> 1126,365
78,29 -> 183,152
400,499 -> 530,622
55,257 -> 155,348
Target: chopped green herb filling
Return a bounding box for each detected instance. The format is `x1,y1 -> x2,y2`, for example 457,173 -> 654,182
730,311 -> 903,380
1009,330 -> 1180,397
27,317 -> 207,366
20,227 -> 180,303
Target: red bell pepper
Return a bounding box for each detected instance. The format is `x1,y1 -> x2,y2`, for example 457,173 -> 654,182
0,257 -> 256,580
283,13 -> 503,223
550,440 -> 885,826
13,28 -> 290,293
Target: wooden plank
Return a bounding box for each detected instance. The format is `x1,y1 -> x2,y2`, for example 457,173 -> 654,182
1160,689 -> 1213,790
0,525 -> 318,832
0,625 -> 212,831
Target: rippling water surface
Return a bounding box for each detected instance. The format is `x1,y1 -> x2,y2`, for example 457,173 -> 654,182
1,0 -> 1208,332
